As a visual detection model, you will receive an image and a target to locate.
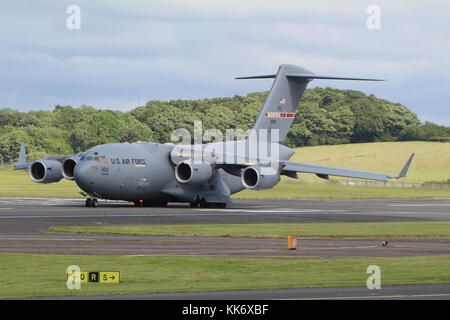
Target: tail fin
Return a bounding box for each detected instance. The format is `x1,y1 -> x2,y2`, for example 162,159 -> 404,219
236,64 -> 384,143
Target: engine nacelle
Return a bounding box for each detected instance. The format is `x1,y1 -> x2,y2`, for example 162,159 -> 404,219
29,160 -> 63,184
62,156 -> 79,180
241,166 -> 279,190
175,161 -> 213,184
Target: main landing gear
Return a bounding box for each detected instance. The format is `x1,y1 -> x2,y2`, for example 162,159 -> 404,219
85,198 -> 98,207
190,197 -> 226,208
133,200 -> 168,207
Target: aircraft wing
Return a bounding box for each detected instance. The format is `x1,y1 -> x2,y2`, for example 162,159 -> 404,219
13,143 -> 30,170
13,143 -> 72,170
280,153 -> 414,182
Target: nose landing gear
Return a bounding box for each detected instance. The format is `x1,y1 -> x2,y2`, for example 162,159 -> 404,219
85,198 -> 98,207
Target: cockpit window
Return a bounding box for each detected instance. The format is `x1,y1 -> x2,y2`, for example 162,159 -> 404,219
80,150 -> 107,162
80,156 -> 93,161
80,152 -> 94,161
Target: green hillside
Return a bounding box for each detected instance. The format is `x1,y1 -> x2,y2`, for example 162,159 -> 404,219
2,88 -> 449,164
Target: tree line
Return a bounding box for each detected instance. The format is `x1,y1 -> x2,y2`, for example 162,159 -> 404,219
0,87 -> 448,163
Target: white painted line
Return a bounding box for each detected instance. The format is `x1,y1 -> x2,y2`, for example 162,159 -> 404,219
196,209 -> 341,213
390,204 -> 450,207
0,210 -> 341,219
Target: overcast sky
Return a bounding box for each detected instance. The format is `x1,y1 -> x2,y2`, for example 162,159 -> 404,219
0,0 -> 449,125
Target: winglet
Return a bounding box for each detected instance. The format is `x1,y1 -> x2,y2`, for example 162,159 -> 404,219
13,143 -> 28,170
389,153 -> 414,179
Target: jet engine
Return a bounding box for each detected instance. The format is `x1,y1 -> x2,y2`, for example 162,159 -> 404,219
175,160 -> 213,184
29,160 -> 63,184
62,156 -> 79,180
241,166 -> 279,190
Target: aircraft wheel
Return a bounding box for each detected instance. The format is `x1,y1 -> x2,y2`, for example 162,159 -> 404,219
91,198 -> 98,208
198,198 -> 208,208
85,198 -> 92,207
143,202 -> 155,207
190,202 -> 198,208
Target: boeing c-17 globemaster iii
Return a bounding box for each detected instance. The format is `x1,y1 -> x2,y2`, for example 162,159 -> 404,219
14,64 -> 414,208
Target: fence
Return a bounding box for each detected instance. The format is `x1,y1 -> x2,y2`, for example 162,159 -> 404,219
0,162 -> 15,171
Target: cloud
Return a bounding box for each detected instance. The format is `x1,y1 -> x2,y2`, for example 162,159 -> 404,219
0,0 -> 449,124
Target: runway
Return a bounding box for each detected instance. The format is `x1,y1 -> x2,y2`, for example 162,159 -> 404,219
0,198 -> 450,259
1,198 -> 450,299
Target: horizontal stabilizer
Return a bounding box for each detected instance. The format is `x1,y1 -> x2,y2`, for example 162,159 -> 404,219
236,74 -> 384,81
287,74 -> 384,81
235,74 -> 277,79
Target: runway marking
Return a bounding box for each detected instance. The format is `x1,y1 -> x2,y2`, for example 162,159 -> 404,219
0,210 -> 347,219
285,293 -> 450,300
390,204 -> 450,207
0,238 -> 93,241
196,209 -> 337,213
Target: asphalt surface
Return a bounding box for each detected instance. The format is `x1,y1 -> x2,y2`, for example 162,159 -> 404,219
1,198 -> 450,299
42,284 -> 450,300
0,198 -> 450,258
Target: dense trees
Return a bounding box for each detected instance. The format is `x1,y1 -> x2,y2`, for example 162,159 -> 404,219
0,88 -> 448,163
399,122 -> 450,142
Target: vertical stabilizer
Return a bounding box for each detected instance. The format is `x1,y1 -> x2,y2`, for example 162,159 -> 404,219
242,64 -> 312,142
236,64 -> 383,143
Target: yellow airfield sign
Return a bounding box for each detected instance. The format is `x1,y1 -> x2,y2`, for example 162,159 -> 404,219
99,271 -> 121,283
67,271 -> 88,283
67,271 -> 121,283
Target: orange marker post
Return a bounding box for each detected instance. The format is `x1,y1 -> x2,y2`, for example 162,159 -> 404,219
287,236 -> 298,250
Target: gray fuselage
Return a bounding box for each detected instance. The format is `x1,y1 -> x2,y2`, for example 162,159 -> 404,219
74,142 -> 247,202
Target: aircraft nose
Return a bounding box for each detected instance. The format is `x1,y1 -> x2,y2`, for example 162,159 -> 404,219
74,161 -> 93,192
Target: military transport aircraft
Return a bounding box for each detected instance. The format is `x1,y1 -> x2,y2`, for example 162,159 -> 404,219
14,64 -> 414,208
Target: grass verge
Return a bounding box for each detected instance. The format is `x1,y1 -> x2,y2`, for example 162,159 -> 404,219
0,171 -> 82,198
1,253 -> 450,298
49,221 -> 450,239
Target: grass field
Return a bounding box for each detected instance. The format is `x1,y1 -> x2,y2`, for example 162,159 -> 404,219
0,141 -> 448,199
0,170 -> 82,198
289,141 -> 450,184
1,253 -> 449,298
49,221 -> 450,239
